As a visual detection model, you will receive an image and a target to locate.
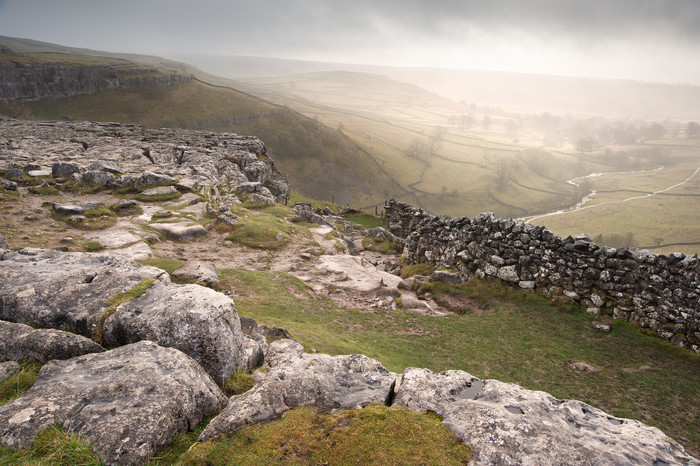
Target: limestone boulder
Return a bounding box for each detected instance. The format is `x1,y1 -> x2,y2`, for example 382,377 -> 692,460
51,161 -> 84,178
81,170 -> 115,186
0,248 -> 165,337
0,320 -> 104,363
0,341 -> 228,465
198,339 -> 396,441
151,221 -> 207,241
393,367 -> 698,465
102,279 -> 245,385
171,260 -> 219,285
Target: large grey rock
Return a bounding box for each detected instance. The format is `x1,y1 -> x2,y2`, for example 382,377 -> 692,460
52,203 -> 88,215
51,161 -> 84,178
171,260 -> 219,285
0,361 -> 20,383
151,221 -> 207,241
0,341 -> 228,465
81,169 -> 115,186
393,367 -> 698,465
102,279 -> 245,385
0,248 -> 165,337
198,339 -> 396,441
134,171 -> 175,188
0,320 -> 104,363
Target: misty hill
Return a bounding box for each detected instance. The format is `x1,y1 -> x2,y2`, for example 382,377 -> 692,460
182,54 -> 700,119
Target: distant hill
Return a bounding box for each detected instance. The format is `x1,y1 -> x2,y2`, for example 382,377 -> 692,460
179,54 -> 700,120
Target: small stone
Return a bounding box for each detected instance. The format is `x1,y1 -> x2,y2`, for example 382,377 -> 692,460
569,361 -> 598,372
592,321 -> 611,333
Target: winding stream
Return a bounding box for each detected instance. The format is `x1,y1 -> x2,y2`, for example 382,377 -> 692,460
521,165 -> 700,224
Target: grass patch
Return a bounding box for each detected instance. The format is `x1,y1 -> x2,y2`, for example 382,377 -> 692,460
94,278 -> 157,345
62,181 -> 106,194
400,263 -> 436,278
178,404 -> 472,465
261,204 -> 293,218
225,213 -> 295,250
134,191 -> 181,202
83,241 -> 105,252
54,206 -> 118,231
216,268 -> 700,457
222,370 -> 256,397
0,360 -> 42,406
362,236 -> 402,255
344,212 -> 387,229
0,425 -> 102,465
136,258 -> 185,275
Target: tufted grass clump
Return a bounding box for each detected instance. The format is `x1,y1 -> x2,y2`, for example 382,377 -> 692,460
0,360 -> 42,406
178,404 -> 472,465
399,263 -> 435,278
222,369 -> 256,397
0,425 -> 102,465
83,241 -> 105,252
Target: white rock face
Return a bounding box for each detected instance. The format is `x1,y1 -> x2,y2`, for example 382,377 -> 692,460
393,367 -> 698,465
0,341 -> 228,465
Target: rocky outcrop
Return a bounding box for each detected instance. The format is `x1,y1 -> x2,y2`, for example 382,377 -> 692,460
393,367 -> 698,465
102,279 -> 244,386
0,248 -> 246,384
0,60 -> 192,102
0,248 -> 165,336
198,339 -> 396,442
0,118 -> 290,204
386,199 -> 700,352
0,320 -> 104,363
0,340 -> 228,465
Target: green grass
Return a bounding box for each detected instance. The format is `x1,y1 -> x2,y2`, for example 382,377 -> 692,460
400,263 -> 436,278
225,212 -> 295,250
0,425 -> 103,466
222,370 -> 256,397
361,236 -> 402,255
344,212 -> 387,229
0,360 -> 42,406
178,404 -> 472,465
216,268 -> 700,457
83,241 -> 105,252
94,277 -> 157,345
135,191 -> 182,202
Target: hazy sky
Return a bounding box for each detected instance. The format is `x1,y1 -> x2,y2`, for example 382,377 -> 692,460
1,0 -> 699,84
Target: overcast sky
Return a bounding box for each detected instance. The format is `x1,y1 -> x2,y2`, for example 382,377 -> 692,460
1,0 -> 699,84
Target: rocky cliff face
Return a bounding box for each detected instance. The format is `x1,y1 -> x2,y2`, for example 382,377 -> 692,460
0,59 -> 192,102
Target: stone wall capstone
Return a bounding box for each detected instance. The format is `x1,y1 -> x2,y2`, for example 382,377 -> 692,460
386,199 -> 700,352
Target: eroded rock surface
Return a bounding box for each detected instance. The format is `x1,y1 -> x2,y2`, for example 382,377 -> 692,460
0,248 -> 165,337
0,361 -> 19,382
103,278 -> 244,385
0,320 -> 104,363
171,260 -> 219,285
198,339 -> 396,441
0,341 -> 228,465
0,248 -> 245,385
393,367 -> 698,465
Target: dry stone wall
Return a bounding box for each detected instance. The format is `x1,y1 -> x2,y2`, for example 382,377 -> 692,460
386,199 -> 700,352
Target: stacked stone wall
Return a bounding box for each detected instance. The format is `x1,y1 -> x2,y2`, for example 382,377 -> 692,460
386,199 -> 700,352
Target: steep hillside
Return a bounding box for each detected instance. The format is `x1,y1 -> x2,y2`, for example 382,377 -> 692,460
0,36 -> 401,207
